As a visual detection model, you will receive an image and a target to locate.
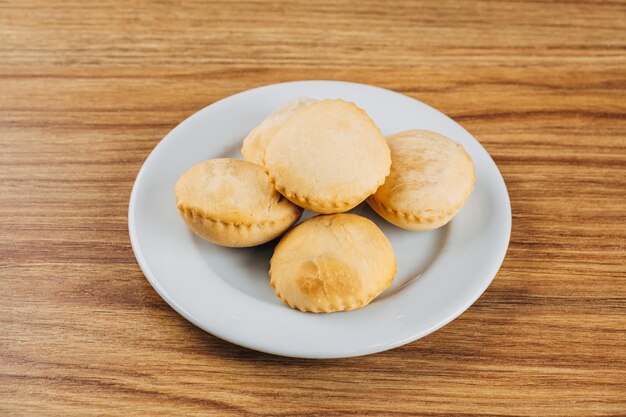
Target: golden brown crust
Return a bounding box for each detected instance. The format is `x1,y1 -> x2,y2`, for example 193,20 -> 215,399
368,130 -> 475,231
269,214 -> 396,313
175,158 -> 302,247
295,255 -> 362,301
264,99 -> 391,214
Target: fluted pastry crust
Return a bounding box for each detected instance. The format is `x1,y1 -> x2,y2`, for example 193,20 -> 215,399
368,130 -> 475,231
263,99 -> 391,214
175,158 -> 302,247
270,214 -> 396,313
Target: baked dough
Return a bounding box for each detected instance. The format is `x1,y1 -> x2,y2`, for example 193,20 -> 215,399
241,97 -> 317,165
263,99 -> 391,214
368,130 -> 475,231
175,158 -> 302,247
270,214 -> 396,313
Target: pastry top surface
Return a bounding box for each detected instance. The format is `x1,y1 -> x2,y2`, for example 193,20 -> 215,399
371,129 -> 475,221
175,158 -> 302,226
263,99 -> 391,209
270,213 -> 396,312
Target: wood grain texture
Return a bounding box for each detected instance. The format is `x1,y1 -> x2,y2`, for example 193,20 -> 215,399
1,1 -> 625,416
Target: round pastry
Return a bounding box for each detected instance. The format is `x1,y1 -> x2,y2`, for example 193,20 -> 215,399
175,158 -> 302,247
263,99 -> 391,214
270,214 -> 396,313
367,130 -> 475,231
241,97 -> 316,165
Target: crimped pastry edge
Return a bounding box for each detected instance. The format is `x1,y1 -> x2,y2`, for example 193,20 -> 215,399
366,182 -> 475,228
177,204 -> 302,247
177,204 -> 300,229
266,171 -> 388,214
268,260 -> 396,313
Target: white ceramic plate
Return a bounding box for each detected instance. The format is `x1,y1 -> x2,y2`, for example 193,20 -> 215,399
129,81 -> 511,359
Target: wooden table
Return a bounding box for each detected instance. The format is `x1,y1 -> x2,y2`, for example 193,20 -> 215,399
2,1 -> 625,415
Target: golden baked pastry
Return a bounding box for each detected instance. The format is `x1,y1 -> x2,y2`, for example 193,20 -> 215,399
368,130 -> 475,231
241,97 -> 317,165
270,214 -> 396,313
175,158 -> 302,247
263,99 -> 391,214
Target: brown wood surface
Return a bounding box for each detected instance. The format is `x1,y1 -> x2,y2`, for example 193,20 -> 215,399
1,1 -> 625,416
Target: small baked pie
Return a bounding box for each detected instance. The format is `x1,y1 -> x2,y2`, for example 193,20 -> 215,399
368,130 -> 475,231
263,99 -> 391,214
175,158 -> 302,247
241,97 -> 317,165
270,214 -> 396,313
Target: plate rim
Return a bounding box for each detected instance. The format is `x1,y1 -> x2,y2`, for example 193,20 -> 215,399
128,80 -> 512,358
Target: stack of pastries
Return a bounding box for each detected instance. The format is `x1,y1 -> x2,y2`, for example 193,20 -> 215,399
175,98 -> 475,313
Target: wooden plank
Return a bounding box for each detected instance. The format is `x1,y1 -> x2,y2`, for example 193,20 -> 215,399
1,1 -> 625,416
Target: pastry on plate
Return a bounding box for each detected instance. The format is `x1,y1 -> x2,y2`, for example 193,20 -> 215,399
241,97 -> 317,165
263,99 -> 391,214
368,130 -> 475,231
270,213 -> 396,313
175,158 -> 302,247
